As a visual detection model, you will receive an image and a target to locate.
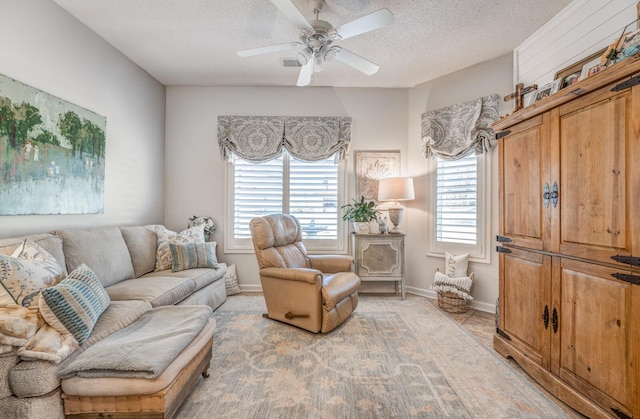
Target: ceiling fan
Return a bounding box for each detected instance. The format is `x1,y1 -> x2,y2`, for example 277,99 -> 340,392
237,0 -> 394,86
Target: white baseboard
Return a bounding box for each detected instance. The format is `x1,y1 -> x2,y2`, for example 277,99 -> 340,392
239,284 -> 496,314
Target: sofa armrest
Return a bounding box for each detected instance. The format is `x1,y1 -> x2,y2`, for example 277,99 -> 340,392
308,255 -> 354,273
260,267 -> 322,284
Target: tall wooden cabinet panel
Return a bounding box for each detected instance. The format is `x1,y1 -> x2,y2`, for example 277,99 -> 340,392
555,259 -> 636,415
499,114 -> 551,251
498,247 -> 551,367
494,58 -> 640,419
557,85 -> 640,266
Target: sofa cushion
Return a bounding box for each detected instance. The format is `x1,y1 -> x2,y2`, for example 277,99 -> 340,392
54,226 -> 134,287
0,234 -> 66,273
141,266 -> 225,294
40,264 -> 111,345
105,276 -> 196,307
0,241 -> 65,310
120,226 -> 157,278
9,359 -> 61,398
169,242 -> 218,272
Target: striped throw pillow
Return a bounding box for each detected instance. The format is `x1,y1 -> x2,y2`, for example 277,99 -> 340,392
39,264 -> 110,345
169,242 -> 218,272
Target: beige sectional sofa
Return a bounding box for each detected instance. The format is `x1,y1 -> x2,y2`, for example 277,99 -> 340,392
0,225 -> 227,418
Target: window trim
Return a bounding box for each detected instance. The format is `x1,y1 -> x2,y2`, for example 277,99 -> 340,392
427,153 -> 492,264
223,156 -> 349,255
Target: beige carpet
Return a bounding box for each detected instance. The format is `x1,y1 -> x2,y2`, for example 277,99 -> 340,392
177,294 -> 569,418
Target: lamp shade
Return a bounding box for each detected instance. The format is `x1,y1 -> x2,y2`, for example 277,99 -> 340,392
378,177 -> 415,202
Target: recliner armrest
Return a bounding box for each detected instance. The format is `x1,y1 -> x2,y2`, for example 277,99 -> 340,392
260,267 -> 322,284
308,255 -> 354,273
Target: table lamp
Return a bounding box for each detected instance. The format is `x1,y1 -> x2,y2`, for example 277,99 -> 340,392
377,177 -> 415,234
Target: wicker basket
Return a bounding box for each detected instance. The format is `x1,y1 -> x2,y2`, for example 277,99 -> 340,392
437,291 -> 471,313
435,271 -> 474,314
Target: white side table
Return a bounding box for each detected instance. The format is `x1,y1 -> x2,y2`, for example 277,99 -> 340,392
352,233 -> 405,300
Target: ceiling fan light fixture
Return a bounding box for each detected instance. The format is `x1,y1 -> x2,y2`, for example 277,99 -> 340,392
297,47 -> 313,65
322,46 -> 340,62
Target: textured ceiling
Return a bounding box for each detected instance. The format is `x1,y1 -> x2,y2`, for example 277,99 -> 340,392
53,0 -> 573,88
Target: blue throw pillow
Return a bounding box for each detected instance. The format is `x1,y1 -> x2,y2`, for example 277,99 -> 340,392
39,263 -> 110,345
169,242 -> 218,272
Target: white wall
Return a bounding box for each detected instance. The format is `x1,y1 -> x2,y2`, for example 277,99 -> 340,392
0,0 -> 166,238
406,54 -> 514,312
516,0 -> 638,86
165,86 -> 408,292
166,55 -> 512,311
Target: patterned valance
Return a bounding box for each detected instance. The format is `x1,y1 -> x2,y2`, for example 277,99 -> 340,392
217,116 -> 352,163
421,94 -> 500,161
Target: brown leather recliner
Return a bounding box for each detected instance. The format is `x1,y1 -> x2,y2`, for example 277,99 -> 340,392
249,214 -> 361,333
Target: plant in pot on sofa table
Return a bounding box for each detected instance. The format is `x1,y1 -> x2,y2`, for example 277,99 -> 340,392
341,196 -> 379,234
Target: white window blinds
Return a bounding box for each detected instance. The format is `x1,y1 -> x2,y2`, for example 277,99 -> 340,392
436,154 -> 477,245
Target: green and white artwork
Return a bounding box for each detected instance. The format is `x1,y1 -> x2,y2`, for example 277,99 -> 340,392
0,74 -> 106,215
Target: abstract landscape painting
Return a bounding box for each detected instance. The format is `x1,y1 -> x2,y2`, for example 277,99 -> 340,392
0,74 -> 106,215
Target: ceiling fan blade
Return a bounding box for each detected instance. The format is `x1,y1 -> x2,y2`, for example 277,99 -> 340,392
270,0 -> 314,30
238,42 -> 301,57
336,8 -> 394,40
335,48 -> 379,75
297,57 -> 314,86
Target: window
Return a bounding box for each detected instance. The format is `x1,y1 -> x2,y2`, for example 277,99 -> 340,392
429,153 -> 490,262
226,153 -> 347,253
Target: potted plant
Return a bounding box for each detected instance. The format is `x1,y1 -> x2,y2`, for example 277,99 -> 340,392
341,196 -> 379,234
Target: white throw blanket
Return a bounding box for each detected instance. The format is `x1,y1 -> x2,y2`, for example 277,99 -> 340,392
57,305 -> 213,379
431,271 -> 473,300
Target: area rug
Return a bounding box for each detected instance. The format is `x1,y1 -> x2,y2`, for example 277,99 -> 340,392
176,295 -> 569,418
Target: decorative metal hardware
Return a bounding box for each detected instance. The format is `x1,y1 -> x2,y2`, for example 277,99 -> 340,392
611,273 -> 640,285
543,183 -> 550,207
496,246 -> 512,254
611,407 -> 632,419
496,328 -> 512,340
611,255 -> 640,267
495,130 -> 511,139
611,75 -> 640,92
496,235 -> 512,243
552,308 -> 558,333
542,305 -> 549,329
551,182 -> 559,207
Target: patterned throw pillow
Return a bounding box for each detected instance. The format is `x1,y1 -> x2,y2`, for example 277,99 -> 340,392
0,240 -> 65,310
169,242 -> 219,272
39,264 -> 111,345
154,225 -> 205,271
445,252 -> 469,278
223,264 -> 241,296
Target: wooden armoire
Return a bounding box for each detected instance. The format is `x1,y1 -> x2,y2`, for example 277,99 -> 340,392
493,56 -> 640,419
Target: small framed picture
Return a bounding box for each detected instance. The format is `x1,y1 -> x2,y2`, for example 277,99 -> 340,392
530,79 -> 562,105
580,57 -> 606,80
560,69 -> 581,89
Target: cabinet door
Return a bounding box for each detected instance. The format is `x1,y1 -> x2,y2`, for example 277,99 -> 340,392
554,258 -> 638,417
354,235 -> 403,279
499,114 -> 552,251
498,247 -> 551,367
556,84 -> 640,267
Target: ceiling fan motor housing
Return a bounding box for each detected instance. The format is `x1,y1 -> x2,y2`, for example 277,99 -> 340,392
297,20 -> 340,65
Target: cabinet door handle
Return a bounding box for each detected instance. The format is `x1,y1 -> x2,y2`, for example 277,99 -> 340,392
551,181 -> 559,208
542,305 -> 549,329
543,183 -> 550,208
552,308 -> 559,333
